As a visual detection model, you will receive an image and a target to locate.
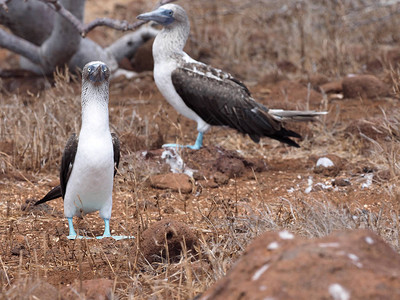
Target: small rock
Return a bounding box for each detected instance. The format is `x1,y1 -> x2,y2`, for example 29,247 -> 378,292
201,180 -> 219,188
6,280 -> 60,300
213,172 -> 229,186
216,157 -> 245,178
319,80 -> 343,94
63,278 -> 113,300
313,154 -> 343,177
149,173 -> 192,194
333,177 -> 351,187
342,75 -> 390,99
139,218 -> 198,263
192,171 -> 205,181
10,244 -> 28,257
163,206 -> 175,214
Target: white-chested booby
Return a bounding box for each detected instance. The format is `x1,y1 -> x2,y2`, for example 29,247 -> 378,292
137,4 -> 327,149
35,61 -> 128,240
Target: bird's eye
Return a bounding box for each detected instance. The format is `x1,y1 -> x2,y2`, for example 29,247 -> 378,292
168,10 -> 173,16
87,67 -> 91,72
102,66 -> 108,72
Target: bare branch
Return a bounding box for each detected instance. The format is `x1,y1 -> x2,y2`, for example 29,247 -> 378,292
0,28 -> 41,65
39,0 -> 176,37
38,0 -> 84,33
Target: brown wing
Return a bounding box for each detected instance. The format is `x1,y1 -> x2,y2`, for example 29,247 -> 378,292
171,65 -> 300,147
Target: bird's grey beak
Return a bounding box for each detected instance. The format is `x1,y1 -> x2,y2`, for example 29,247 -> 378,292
137,8 -> 173,25
89,65 -> 105,83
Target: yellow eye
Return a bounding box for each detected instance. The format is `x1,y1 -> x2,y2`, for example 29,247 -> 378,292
88,67 -> 92,72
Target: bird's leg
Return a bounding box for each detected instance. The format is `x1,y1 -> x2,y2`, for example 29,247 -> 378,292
67,217 -> 78,239
187,132 -> 203,150
97,218 -> 112,239
162,132 -> 203,150
97,218 -> 135,240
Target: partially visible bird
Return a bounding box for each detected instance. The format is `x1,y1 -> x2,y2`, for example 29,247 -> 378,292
137,4 -> 327,149
35,61 -> 127,240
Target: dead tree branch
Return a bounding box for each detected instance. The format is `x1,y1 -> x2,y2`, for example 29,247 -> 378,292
40,0 -> 176,37
0,28 -> 41,64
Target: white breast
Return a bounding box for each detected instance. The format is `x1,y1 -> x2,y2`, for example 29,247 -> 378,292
154,60 -> 210,133
63,124 -> 114,219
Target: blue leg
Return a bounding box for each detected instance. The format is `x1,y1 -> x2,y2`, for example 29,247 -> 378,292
67,217 -> 94,240
67,217 -> 79,239
102,218 -> 111,238
163,132 -> 203,150
96,218 -> 135,240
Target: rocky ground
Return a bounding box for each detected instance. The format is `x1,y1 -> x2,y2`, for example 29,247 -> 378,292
1,0 -> 400,299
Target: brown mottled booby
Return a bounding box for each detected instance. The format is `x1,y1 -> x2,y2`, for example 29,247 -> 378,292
35,61 -> 128,240
137,4 -> 327,149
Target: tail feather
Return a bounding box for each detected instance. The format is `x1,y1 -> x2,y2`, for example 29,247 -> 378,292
35,185 -> 62,205
269,109 -> 327,122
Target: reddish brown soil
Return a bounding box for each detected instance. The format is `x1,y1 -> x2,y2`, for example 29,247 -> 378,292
1,1 -> 400,299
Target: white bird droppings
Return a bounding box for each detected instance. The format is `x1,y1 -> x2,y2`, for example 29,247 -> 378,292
252,263 -> 270,281
318,242 -> 340,248
279,230 -> 294,240
305,176 -> 313,193
267,242 -> 279,250
329,283 -> 350,300
348,253 -> 363,268
361,173 -> 373,189
347,253 -> 359,261
365,236 -> 374,245
161,148 -> 195,177
316,157 -> 334,168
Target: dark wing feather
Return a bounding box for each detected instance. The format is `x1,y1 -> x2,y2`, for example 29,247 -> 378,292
34,185 -> 62,205
60,133 -> 78,198
34,133 -> 78,206
111,132 -> 120,176
171,65 -> 301,147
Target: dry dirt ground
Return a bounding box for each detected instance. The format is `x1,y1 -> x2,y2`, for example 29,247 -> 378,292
1,0 -> 400,299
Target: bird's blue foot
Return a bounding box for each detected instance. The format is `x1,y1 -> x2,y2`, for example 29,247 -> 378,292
67,217 -> 90,239
162,132 -> 203,150
95,218 -> 135,240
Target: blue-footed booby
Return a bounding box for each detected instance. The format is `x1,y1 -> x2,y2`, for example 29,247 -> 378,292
137,4 -> 326,149
35,61 -> 128,240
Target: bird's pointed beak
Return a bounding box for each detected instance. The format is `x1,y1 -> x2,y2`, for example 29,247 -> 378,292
137,8 -> 173,25
89,65 -> 105,83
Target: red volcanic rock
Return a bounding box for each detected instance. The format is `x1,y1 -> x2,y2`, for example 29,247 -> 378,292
149,173 -> 193,194
140,218 -> 198,263
216,156 -> 245,179
342,75 -> 390,99
63,278 -> 113,300
7,280 -> 60,300
319,80 -> 343,94
199,229 -> 400,300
